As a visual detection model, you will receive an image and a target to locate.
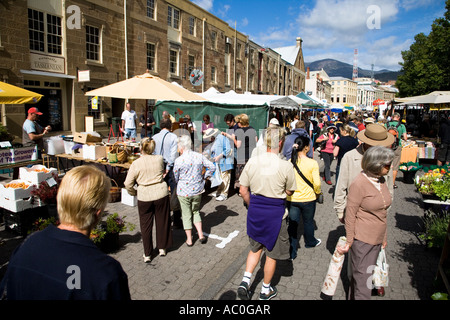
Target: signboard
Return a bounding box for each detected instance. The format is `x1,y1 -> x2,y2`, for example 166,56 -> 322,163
78,70 -> 90,82
0,146 -> 38,165
30,53 -> 65,74
91,96 -> 98,110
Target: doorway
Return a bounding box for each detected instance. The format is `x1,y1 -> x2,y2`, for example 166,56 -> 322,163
25,88 -> 63,131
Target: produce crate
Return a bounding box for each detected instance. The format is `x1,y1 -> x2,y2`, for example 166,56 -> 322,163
0,179 -> 34,200
3,206 -> 48,237
19,165 -> 57,185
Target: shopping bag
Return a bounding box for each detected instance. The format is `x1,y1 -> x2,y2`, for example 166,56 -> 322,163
210,163 -> 223,188
373,248 -> 389,287
321,236 -> 347,296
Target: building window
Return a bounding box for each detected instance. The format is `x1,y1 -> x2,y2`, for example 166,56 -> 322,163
188,54 -> 195,73
211,31 -> 217,49
169,49 -> 178,75
147,0 -> 156,19
237,43 -> 241,59
189,16 -> 195,36
237,73 -> 241,88
86,25 -> 101,62
211,66 -> 216,83
146,43 -> 156,72
28,9 -> 62,55
167,6 -> 180,29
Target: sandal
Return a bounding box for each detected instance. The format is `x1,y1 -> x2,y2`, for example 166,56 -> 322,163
199,237 -> 207,244
393,184 -> 398,189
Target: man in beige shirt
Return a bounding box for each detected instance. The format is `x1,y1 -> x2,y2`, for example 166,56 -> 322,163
237,127 -> 296,301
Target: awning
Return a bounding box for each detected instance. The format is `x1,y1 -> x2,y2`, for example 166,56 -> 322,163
20,69 -> 76,79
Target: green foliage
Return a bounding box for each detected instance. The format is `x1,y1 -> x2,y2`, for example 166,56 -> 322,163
105,212 -> 135,234
397,0 -> 450,97
419,209 -> 450,249
431,292 -> 448,300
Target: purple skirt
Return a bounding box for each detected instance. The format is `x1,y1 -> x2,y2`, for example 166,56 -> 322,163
247,194 -> 286,251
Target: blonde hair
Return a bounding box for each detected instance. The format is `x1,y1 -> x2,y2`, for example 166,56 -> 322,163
264,127 -> 286,149
238,113 -> 249,127
57,166 -> 111,231
340,124 -> 356,137
140,137 -> 156,155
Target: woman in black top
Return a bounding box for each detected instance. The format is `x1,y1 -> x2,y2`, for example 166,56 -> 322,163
333,124 -> 359,184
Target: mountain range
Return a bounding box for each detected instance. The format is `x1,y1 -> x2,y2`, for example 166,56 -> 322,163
304,59 -> 402,83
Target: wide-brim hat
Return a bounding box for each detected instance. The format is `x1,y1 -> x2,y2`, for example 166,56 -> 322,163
364,117 -> 375,124
326,125 -> 337,130
203,128 -> 220,139
357,124 -> 395,147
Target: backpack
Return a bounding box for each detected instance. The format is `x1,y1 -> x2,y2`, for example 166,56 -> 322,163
387,121 -> 401,150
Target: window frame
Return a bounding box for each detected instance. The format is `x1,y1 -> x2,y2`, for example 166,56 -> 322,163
28,8 -> 62,56
146,42 -> 156,72
85,24 -> 102,63
169,49 -> 179,76
147,0 -> 156,20
167,5 -> 180,29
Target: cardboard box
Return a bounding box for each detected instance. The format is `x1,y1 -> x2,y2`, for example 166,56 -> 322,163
0,196 -> 35,213
121,188 -> 137,207
83,144 -> 107,160
73,132 -> 102,144
19,165 -> 58,185
0,179 -> 34,201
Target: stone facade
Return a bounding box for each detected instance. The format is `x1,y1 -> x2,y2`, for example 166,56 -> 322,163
0,0 -> 305,139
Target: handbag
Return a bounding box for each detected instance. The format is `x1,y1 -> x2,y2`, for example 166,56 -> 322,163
293,162 -> 323,203
210,163 -> 223,188
373,248 -> 389,287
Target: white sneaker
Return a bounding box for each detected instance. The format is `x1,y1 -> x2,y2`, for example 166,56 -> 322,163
159,249 -> 166,256
143,254 -> 151,263
216,195 -> 227,201
208,192 -> 217,197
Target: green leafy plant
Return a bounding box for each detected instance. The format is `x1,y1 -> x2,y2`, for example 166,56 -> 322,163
90,226 -> 107,244
419,210 -> 450,249
106,213 -> 135,234
432,177 -> 450,202
431,292 -> 448,300
29,216 -> 59,234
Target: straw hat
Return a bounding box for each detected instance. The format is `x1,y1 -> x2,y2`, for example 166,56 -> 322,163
364,117 -> 375,124
357,124 -> 395,147
203,128 -> 220,140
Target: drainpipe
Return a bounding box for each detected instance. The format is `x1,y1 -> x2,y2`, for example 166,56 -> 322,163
124,0 -> 128,80
202,18 -> 206,92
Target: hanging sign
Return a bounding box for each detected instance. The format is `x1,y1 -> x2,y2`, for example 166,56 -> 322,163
189,69 -> 204,86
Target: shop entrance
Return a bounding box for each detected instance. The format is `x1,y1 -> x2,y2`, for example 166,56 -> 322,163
25,87 -> 63,131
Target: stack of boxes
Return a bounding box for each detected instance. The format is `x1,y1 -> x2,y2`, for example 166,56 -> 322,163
1,164 -> 57,235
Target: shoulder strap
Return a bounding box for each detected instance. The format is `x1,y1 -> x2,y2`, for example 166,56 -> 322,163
160,131 -> 169,156
293,161 -> 314,191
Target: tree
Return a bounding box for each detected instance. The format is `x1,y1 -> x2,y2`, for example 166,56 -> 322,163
396,0 -> 450,97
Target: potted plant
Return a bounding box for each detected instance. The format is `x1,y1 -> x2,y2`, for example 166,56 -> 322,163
31,173 -> 61,218
91,212 -> 135,252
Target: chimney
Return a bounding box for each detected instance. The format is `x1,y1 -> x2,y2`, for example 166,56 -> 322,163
307,67 -> 310,79
296,37 -> 303,48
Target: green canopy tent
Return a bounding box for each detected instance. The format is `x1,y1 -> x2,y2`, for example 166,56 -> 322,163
154,100 -> 269,134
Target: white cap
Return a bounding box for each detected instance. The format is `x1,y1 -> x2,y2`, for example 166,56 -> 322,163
269,118 -> 280,126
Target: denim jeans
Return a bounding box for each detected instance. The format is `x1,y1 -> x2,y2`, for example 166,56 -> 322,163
287,200 -> 318,259
125,128 -> 137,139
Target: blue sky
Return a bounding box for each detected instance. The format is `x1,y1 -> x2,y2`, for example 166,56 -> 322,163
191,0 -> 447,71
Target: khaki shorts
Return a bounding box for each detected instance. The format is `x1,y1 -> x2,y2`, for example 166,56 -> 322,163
248,219 -> 290,260
392,146 -> 402,171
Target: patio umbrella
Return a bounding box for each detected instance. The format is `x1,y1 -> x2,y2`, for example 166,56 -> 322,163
85,72 -> 207,101
373,99 -> 384,106
0,81 -> 43,104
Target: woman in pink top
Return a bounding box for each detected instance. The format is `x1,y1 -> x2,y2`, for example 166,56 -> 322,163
316,124 -> 339,185
337,145 -> 395,300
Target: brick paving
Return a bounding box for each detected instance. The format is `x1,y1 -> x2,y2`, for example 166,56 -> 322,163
0,151 -> 443,301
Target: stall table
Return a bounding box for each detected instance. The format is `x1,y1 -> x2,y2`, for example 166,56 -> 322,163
55,153 -> 130,181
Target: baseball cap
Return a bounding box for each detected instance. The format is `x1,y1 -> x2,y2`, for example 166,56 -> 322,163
28,107 -> 43,115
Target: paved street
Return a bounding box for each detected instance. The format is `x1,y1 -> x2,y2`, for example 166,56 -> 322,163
0,151 -> 443,302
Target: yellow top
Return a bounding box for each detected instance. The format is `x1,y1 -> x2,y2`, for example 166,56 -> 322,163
287,157 -> 321,202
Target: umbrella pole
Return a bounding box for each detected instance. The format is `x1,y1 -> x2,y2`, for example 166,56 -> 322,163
145,100 -> 148,137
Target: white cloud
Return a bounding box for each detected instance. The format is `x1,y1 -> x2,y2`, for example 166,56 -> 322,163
191,0 -> 214,12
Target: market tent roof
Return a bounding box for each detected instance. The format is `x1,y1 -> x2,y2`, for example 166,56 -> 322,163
0,81 -> 43,104
396,91 -> 450,110
197,91 -> 303,109
154,100 -> 269,133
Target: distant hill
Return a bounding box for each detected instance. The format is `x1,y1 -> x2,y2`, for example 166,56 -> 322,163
304,59 -> 402,82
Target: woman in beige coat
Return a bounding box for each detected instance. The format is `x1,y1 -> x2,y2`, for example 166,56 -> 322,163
124,138 -> 172,263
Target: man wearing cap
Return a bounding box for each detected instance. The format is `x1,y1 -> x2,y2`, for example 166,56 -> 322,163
334,124 -> 395,223
22,107 -> 51,158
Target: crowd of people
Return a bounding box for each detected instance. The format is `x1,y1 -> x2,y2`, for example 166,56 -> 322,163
4,104 -> 448,301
